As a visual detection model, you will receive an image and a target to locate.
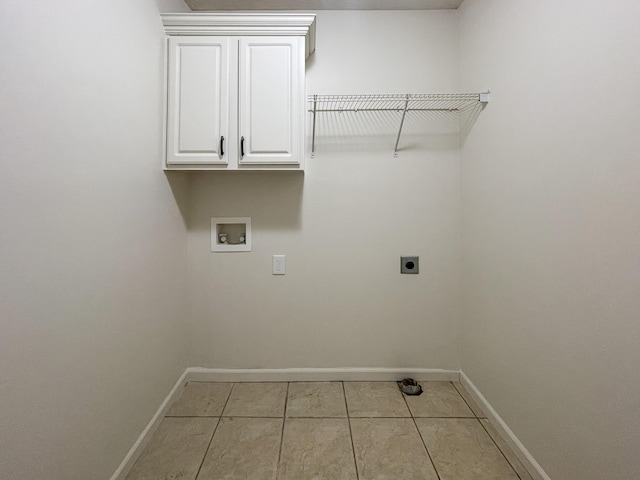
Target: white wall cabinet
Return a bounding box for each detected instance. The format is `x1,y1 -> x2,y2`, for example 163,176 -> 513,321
166,36 -> 229,166
162,14 -> 316,171
238,37 -> 303,166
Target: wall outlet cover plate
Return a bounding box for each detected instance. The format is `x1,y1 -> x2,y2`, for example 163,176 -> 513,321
272,255 -> 286,275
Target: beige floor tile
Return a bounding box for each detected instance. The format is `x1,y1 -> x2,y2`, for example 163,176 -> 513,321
344,382 -> 410,417
277,418 -> 357,480
452,381 -> 487,418
166,382 -> 232,416
404,382 -> 474,418
480,419 -> 534,480
222,382 -> 287,417
197,417 -> 283,480
125,417 -> 217,480
350,418 -> 439,480
415,418 -> 519,480
286,382 -> 347,418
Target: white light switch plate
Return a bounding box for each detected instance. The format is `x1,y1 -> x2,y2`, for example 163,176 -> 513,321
272,255 -> 286,275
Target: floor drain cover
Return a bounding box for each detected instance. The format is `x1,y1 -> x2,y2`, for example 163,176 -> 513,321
398,378 -> 423,396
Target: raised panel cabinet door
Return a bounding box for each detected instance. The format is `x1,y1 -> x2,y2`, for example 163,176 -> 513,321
166,37 -> 230,165
238,37 -> 304,165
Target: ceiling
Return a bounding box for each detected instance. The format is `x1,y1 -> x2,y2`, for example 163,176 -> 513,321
185,0 -> 465,10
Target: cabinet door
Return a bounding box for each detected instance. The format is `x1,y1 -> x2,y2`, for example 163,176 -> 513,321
238,37 -> 304,166
166,37 -> 229,166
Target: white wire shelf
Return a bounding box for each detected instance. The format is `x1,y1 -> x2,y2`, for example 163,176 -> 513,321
308,92 -> 490,156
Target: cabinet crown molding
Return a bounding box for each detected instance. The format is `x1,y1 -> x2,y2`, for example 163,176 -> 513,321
161,13 -> 316,58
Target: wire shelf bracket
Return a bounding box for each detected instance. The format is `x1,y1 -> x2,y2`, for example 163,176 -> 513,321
308,91 -> 490,157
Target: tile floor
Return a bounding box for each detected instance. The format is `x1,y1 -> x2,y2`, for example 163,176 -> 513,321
125,381 -> 533,480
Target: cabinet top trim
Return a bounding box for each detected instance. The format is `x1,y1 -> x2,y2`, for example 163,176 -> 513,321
161,13 -> 316,58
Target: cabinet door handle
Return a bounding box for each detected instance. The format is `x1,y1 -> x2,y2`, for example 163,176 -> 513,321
219,136 -> 224,157
240,136 -> 245,158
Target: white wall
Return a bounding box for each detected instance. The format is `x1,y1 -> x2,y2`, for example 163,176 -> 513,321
156,0 -> 191,13
186,11 -> 462,369
459,1 -> 640,479
0,1 -> 189,479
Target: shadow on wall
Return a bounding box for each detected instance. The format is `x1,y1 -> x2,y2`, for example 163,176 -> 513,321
164,171 -> 191,228
187,171 -> 304,232
459,102 -> 485,146
310,109 -> 464,155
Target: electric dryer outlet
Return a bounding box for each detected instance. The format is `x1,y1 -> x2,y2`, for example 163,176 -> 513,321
401,256 -> 419,274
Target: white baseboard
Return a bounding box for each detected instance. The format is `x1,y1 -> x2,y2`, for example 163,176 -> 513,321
459,371 -> 551,480
109,370 -> 190,480
185,366 -> 460,382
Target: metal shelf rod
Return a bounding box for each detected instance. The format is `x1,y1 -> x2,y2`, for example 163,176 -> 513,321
308,108 -> 466,113
394,94 -> 410,156
311,94 -> 317,158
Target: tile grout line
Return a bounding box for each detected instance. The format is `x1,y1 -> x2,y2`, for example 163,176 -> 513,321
450,382 -> 523,480
275,415 -> 350,419
450,381 -> 479,418
413,416 -> 478,419
166,415 -> 294,418
402,385 -> 442,480
274,382 -> 290,480
223,415 -> 287,418
164,415 -> 224,418
477,417 -> 526,480
193,383 -> 235,480
342,382 -> 361,480
344,415 -> 478,419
